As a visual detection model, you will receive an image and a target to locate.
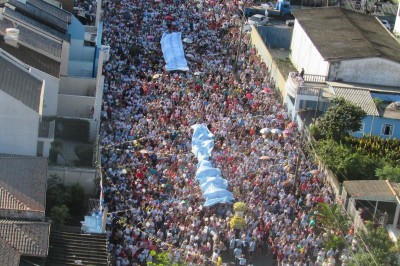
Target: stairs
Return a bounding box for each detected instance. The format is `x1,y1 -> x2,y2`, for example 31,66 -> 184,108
46,231 -> 109,266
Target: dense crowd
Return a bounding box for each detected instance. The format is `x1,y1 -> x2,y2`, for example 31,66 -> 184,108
98,0 -> 348,265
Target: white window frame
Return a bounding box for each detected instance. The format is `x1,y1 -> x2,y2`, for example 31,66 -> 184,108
381,124 -> 394,136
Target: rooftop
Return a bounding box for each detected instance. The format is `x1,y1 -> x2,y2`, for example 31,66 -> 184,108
0,238 -> 20,266
332,87 -> 379,116
292,7 -> 400,63
0,219 -> 50,256
0,155 -> 47,213
343,180 -> 399,202
0,51 -> 43,113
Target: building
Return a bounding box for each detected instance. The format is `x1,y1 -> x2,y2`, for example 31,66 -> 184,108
394,4 -> 400,37
0,154 -> 51,265
285,7 -> 400,138
0,50 -> 54,157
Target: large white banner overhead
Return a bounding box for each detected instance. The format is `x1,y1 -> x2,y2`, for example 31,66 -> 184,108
160,32 -> 189,71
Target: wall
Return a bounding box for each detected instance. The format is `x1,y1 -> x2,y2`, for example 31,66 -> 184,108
290,20 -> 330,76
354,115 -> 400,139
329,57 -> 400,87
30,68 -> 60,116
68,60 -> 95,77
0,91 -> 39,156
59,76 -> 97,96
48,166 -> 97,195
57,94 -> 95,118
251,26 -> 287,98
394,4 -> 400,37
257,26 -> 292,50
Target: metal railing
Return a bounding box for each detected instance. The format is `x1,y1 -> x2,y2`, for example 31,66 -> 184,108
303,74 -> 326,83
38,120 -> 55,138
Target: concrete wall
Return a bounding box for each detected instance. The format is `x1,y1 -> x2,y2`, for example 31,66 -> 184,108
329,57 -> 400,87
57,94 -> 95,118
257,26 -> 293,50
68,61 -> 95,77
59,76 -> 97,96
30,68 -> 60,116
251,26 -> 287,99
0,91 -> 39,156
290,20 -> 330,76
48,166 -> 97,195
394,4 -> 400,37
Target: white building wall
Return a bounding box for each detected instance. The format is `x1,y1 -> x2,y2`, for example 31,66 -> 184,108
30,68 -> 60,116
57,94 -> 95,118
329,57 -> 400,87
59,76 -> 97,96
394,4 -> 400,37
290,20 -> 330,76
0,91 -> 39,156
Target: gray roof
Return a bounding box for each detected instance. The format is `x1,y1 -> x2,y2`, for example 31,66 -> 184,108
0,219 -> 50,256
0,155 -> 47,213
332,86 -> 379,116
3,6 -> 71,42
343,180 -> 399,202
6,0 -> 70,32
0,17 -> 63,58
0,38 -> 61,77
292,7 -> 400,63
0,238 -> 20,266
0,52 -> 43,112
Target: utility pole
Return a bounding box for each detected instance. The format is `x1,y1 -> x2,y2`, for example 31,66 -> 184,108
293,129 -> 304,197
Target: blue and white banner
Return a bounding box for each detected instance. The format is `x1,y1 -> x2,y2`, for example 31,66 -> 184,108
161,32 -> 189,71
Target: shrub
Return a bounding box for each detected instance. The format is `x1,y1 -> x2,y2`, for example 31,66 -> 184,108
55,117 -> 90,142
74,144 -> 94,167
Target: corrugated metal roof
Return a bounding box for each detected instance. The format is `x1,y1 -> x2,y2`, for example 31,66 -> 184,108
3,7 -> 71,42
343,180 -> 397,201
0,17 -> 63,58
0,156 -> 47,213
0,38 -> 61,77
0,238 -> 20,266
0,220 -> 50,256
293,7 -> 400,63
0,53 -> 43,113
28,0 -> 71,23
332,87 -> 379,116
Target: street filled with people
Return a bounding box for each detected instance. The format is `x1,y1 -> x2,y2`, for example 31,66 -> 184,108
98,0 -> 349,265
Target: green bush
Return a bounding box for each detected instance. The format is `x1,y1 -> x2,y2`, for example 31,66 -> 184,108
55,117 -> 90,142
74,144 -> 93,167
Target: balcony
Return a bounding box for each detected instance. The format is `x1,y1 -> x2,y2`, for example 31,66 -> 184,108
38,120 -> 55,139
286,72 -> 327,98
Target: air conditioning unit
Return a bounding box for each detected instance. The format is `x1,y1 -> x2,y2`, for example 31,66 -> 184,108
4,28 -> 19,47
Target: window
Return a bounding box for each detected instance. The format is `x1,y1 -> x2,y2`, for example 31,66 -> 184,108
381,124 -> 394,136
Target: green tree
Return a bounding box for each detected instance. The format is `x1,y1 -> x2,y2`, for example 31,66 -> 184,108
50,205 -> 70,230
316,97 -> 366,142
376,165 -> 400,182
349,222 -> 398,266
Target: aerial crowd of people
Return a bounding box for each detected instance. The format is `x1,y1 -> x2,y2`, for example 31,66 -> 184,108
96,0 -> 353,265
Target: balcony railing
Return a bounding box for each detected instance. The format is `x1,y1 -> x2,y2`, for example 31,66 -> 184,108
38,120 -> 55,139
286,72 -> 327,98
303,74 -> 326,83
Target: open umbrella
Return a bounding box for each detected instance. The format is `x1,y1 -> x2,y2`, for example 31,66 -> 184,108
259,156 -> 271,160
263,87 -> 272,93
230,28 -> 239,34
245,93 -> 254,100
152,73 -> 162,79
194,71 -> 202,76
147,35 -> 154,39
183,37 -> 193,44
283,129 -> 292,135
270,128 -> 281,134
186,54 -> 195,59
164,15 -> 173,20
260,128 -> 271,134
310,169 -> 319,175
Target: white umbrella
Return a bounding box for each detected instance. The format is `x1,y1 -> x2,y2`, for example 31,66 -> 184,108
260,128 -> 271,134
194,71 -> 202,76
186,54 -> 195,59
183,37 -> 193,44
271,128 -> 281,134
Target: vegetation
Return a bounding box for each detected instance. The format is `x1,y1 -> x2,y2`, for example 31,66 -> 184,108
74,144 -> 94,167
315,97 -> 366,142
348,222 -> 398,266
50,205 -> 70,230
147,250 -> 184,266
46,175 -> 87,226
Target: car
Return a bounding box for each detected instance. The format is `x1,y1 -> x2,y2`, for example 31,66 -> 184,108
379,19 -> 392,31
247,14 -> 269,26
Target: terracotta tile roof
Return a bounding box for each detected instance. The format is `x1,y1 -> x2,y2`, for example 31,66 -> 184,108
0,156 -> 47,213
0,219 -> 50,256
0,238 -> 20,266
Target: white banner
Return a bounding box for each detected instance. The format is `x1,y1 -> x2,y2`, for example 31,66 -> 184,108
160,32 -> 189,71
